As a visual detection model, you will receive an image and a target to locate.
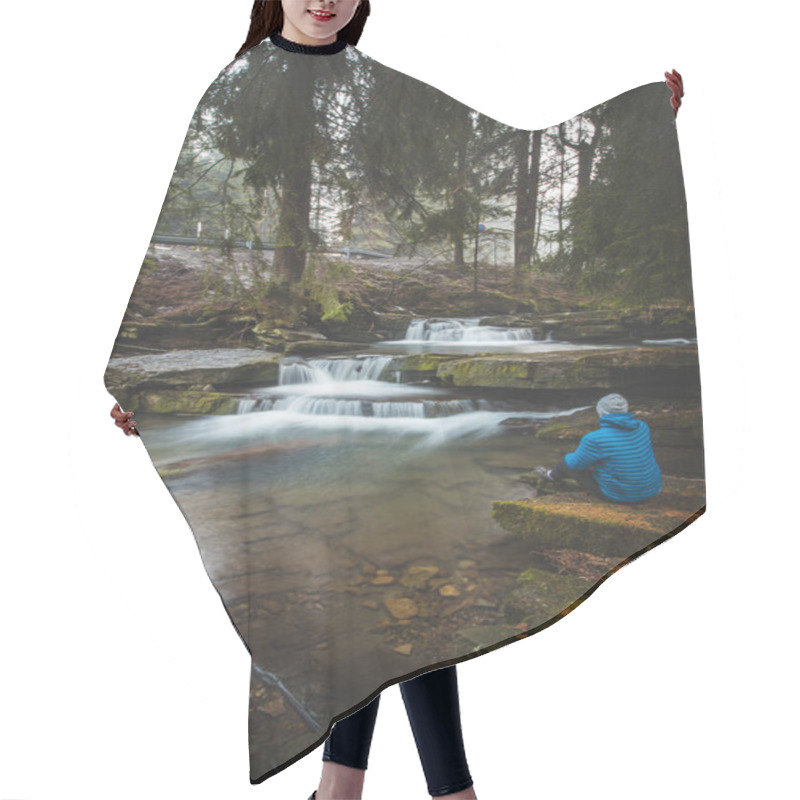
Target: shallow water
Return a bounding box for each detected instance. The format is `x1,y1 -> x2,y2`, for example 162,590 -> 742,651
129,330 -> 703,770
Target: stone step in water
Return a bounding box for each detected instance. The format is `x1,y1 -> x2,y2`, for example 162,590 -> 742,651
491,478 -> 705,559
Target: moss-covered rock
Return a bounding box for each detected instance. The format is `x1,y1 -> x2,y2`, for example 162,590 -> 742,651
534,407 -> 598,441
104,348 -> 282,404
392,353 -> 461,377
130,389 -> 240,415
316,296 -> 377,339
502,567 -> 594,625
372,311 -> 414,338
440,358 -> 533,388
435,346 -> 700,393
529,307 -> 697,342
491,485 -> 704,558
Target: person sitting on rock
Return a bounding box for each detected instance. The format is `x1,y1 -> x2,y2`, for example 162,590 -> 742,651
546,393 -> 662,503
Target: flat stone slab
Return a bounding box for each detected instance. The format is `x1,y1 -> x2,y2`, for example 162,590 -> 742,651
491,483 -> 705,559
284,339 -> 372,356
434,346 -> 700,392
104,347 -> 281,394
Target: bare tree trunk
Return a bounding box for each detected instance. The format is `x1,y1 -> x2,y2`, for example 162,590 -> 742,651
273,162 -> 313,284
472,230 -> 480,295
452,144 -> 468,268
558,122 -> 566,256
513,129 -> 542,293
576,108 -> 602,192
273,71 -> 315,285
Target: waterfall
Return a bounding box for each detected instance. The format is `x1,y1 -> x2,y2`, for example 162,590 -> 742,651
404,317 -> 536,342
642,337 -> 697,346
236,394 -> 481,418
279,355 -> 395,385
226,317 -> 593,434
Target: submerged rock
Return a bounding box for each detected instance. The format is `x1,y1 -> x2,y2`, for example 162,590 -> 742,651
384,596 -> 419,620
400,565 -> 440,589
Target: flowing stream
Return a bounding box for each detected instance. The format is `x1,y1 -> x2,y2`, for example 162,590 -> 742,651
130,315 -> 695,746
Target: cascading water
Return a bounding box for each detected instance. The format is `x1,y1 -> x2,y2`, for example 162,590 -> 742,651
236,397 -> 488,418
123,315 -> 631,467
212,346 -> 592,454
404,317 -> 537,342
138,317 -> 610,465
238,354 -> 483,419
279,354 -> 395,385
642,337 -> 697,346
237,394 -> 483,418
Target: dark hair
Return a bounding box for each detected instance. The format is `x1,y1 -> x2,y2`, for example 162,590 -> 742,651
236,1 -> 371,59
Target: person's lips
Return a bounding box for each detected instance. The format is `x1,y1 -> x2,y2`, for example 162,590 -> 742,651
308,9 -> 335,21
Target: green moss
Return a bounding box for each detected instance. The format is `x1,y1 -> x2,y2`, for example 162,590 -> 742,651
300,258 -> 355,323
156,466 -> 187,479
394,353 -> 458,373
431,346 -> 699,391
491,492 -> 703,558
135,390 -> 239,415
503,567 -> 594,626
534,408 -> 597,441
437,358 -> 531,388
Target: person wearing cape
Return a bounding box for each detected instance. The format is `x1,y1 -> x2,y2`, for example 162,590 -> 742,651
105,0 -> 704,791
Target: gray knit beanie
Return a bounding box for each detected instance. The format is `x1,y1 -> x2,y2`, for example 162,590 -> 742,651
596,393 -> 629,416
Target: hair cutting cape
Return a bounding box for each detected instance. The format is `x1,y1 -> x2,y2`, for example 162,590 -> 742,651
103,32 -> 705,784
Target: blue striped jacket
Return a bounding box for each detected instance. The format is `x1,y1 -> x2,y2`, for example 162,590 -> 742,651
564,412 -> 662,503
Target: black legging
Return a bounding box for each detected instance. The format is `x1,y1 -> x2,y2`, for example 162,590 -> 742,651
323,664 -> 474,797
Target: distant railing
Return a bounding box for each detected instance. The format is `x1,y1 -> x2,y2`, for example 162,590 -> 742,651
149,234 -> 392,259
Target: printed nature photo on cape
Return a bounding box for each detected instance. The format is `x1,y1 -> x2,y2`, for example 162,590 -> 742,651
104,39 -> 704,781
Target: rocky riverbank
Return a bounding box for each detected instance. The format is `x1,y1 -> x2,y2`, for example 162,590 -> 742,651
104,344 -> 701,413
447,475 -> 706,652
